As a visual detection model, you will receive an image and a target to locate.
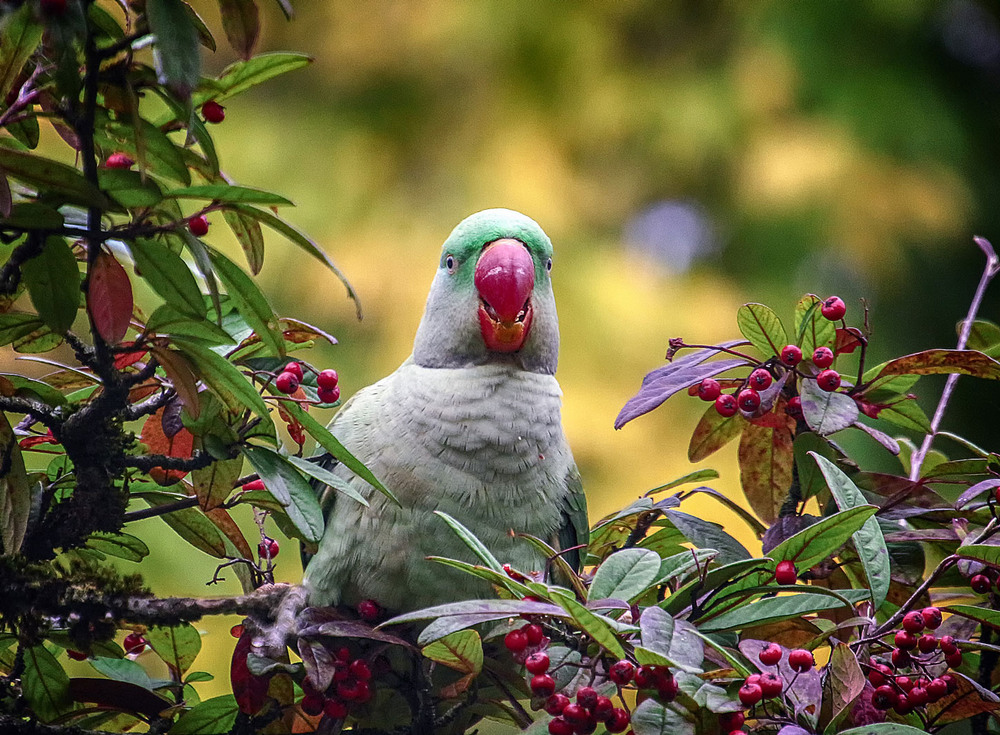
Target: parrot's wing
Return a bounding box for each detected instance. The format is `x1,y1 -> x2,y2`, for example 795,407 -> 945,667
557,465 -> 589,573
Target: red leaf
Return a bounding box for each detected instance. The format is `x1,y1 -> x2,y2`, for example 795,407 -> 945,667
738,413 -> 796,524
140,406 -> 194,485
835,328 -> 864,355
231,630 -> 270,715
88,251 -> 133,344
113,342 -> 148,370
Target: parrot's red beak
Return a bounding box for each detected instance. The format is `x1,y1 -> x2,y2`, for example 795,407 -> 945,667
474,238 -> 535,353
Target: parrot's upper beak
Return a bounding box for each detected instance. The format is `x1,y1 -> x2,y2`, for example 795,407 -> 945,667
474,238 -> 535,353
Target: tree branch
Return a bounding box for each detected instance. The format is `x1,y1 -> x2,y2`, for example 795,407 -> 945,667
123,450 -> 217,473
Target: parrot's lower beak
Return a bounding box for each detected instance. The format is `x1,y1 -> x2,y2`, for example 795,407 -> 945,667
474,238 -> 535,353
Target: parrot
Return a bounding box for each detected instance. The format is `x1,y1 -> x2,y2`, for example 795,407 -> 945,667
302,208 -> 588,612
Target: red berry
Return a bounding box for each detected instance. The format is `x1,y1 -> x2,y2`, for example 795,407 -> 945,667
275,371 -> 299,394
972,573 -> 991,593
317,369 -> 340,389
820,296 -> 847,321
202,100 -> 226,124
891,648 -> 911,667
548,718 -> 574,735
337,679 -> 363,701
902,611 -> 925,634
318,386 -> 341,404
523,623 -> 545,646
357,599 -> 380,622
745,673 -> 761,687
816,369 -> 841,392
349,659 -> 371,680
780,344 -> 803,366
257,538 -> 279,559
242,479 -> 265,492
526,652 -> 550,674
530,674 -> 555,697
188,215 -> 209,237
812,346 -> 834,368
922,606 -> 942,629
545,693 -> 570,716
918,634 -> 938,653
575,686 -> 598,710
324,699 -> 348,719
748,368 -> 773,391
894,693 -> 913,715
788,649 -> 814,672
697,378 -> 722,401
945,650 -> 964,668
67,649 -> 88,661
895,675 -> 913,692
786,395 -> 803,417
759,642 -> 783,666
759,672 -> 783,698
230,624 -> 244,638
592,696 -> 614,721
609,660 -> 635,685
301,693 -> 324,715
719,712 -> 745,731
894,630 -> 916,650
939,635 -> 957,654
927,678 -> 949,700
737,388 -> 760,412
504,629 -> 528,653
605,708 -> 630,733
123,633 -> 146,654
715,393 -> 738,417
868,666 -> 887,687
872,684 -> 897,710
908,686 -> 928,707
774,560 -> 797,586
562,703 -> 588,724
283,362 -> 303,381
105,152 -> 134,169
656,670 -> 679,701
738,682 -> 763,706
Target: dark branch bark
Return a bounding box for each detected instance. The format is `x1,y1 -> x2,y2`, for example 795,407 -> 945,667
123,450 -> 217,473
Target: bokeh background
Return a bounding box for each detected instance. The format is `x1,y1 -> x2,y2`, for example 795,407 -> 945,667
48,0 -> 1000,703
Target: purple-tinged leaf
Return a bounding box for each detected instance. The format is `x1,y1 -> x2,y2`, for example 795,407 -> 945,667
868,349 -> 1000,382
641,340 -> 748,386
956,478 -> 1000,509
762,515 -> 819,555
829,642 -> 866,724
218,0 -> 260,59
800,376 -> 859,435
852,421 -> 900,455
297,637 -> 335,692
616,358 -> 748,429
737,416 -> 795,524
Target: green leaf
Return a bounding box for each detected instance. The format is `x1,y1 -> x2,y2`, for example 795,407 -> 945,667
838,726 -> 933,735
147,623 -> 201,675
737,303 -> 787,357
218,0 -> 259,58
22,236 -> 79,333
232,204 -> 362,318
147,0 -> 201,96
663,510 -> 752,566
0,313 -> 46,347
191,454 -> 242,511
90,656 -> 155,690
142,496 -> 227,557
222,207 -> 264,274
145,305 -> 234,345
700,589 -> 868,632
129,239 -> 206,319
965,318 -> 1000,357
0,413 -> 30,555
737,418 -> 795,524
769,506 -> 878,571
810,453 -> 891,610
85,532 -> 149,562
433,510 -> 503,573
688,404 -> 746,462
0,147 -> 107,208
632,697 -> 694,735
98,168 -> 163,208
284,454 -> 368,507
421,630 -> 482,676
956,544 -> 1000,566
279,400 -> 394,504
242,445 -> 324,543
0,5 -> 43,103
795,294 -> 836,354
640,606 -> 704,670
876,396 -> 932,433
552,593 -> 626,659
942,603 -> 1000,629
0,372 -> 68,408
171,339 -> 272,423
589,548 -> 661,602
0,203 -> 64,230
207,248 -> 283,356
202,52 -> 312,103
21,645 -> 71,722
793,432 -> 838,500
165,184 -> 293,206
12,322 -> 62,353
96,110 -> 191,185
169,694 -> 238,734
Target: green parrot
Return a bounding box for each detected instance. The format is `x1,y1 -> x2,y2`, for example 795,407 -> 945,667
302,209 -> 588,612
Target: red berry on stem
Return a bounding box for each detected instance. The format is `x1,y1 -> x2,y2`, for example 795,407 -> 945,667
318,386 -> 341,404
357,599 -> 380,622
939,635 -> 957,654
575,686 -> 598,710
812,346 -> 834,368
895,676 -> 913,692
548,718 -> 574,735
786,395 -> 803,417
872,685 -> 897,710
257,538 -> 279,559
780,344 -> 803,366
605,708 -> 631,733
821,296 -> 847,321
202,100 -> 226,123
927,678 -> 949,700
525,652 -> 550,674
634,665 -> 655,689
592,696 -> 614,721
301,693 -> 324,716
67,649 -> 87,661
719,712 -> 745,731
697,378 -> 722,401
759,672 -> 783,698
188,215 -> 209,237
737,388 -> 760,412
656,670 -> 679,701
894,693 -> 913,716
868,666 -> 887,687
230,623 -> 244,638
891,648 -> 911,667
749,368 -> 773,391
317,369 -> 340,389
562,703 -> 587,724
774,560 -> 797,586
972,573 -> 992,593
504,629 -> 528,653
738,682 -> 763,706
816,369 -> 841,392
545,693 -> 570,716
715,393 -> 738,417
275,371 -> 299,394
324,700 -> 349,719
105,152 -> 134,169
788,649 -> 814,672
894,630 -> 916,650
942,674 -> 957,692
283,362 -> 303,381
902,611 -> 925,634
349,659 -> 371,680
523,623 -> 544,646
123,633 -> 146,654
922,607 -> 942,629
759,642 -> 783,666
945,650 -> 964,668
609,660 -> 635,685
918,634 -> 938,653
908,686 -> 928,707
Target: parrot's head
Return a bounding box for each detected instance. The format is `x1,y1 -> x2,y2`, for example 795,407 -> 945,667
413,209 -> 559,373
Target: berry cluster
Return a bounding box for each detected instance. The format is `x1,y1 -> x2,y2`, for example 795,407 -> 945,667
868,607 -> 960,714
274,361 -> 341,404
544,685 -> 631,735
736,646 -> 813,712
300,648 -> 372,720
690,295 -> 849,419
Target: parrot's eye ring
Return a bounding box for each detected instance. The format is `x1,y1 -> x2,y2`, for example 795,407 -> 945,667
546,257 -> 552,272
445,254 -> 456,273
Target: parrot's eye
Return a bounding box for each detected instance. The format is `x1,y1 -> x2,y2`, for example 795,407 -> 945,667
546,257 -> 552,273
445,254 -> 457,273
